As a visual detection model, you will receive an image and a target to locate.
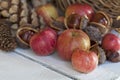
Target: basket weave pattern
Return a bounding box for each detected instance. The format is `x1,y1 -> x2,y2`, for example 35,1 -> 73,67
54,0 -> 120,19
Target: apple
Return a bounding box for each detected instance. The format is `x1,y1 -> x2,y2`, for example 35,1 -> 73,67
72,49 -> 98,73
36,3 -> 59,25
57,29 -> 90,61
30,27 -> 57,56
102,33 -> 120,52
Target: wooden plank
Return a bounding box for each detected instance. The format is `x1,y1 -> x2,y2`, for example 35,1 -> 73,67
15,48 -> 120,80
0,50 -> 72,80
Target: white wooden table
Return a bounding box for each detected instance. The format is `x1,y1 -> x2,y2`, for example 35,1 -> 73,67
0,48 -> 120,80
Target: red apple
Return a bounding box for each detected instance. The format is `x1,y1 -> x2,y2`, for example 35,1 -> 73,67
65,3 -> 94,21
102,33 -> 120,52
30,27 -> 57,56
72,49 -> 98,73
57,29 -> 90,61
36,3 -> 59,25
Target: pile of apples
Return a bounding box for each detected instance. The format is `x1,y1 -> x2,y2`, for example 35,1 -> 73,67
29,3 -> 120,73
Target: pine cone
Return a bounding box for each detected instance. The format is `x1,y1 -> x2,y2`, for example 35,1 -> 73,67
31,0 -> 47,8
0,0 -> 46,37
0,0 -> 49,49
0,21 -> 17,51
0,37 -> 17,51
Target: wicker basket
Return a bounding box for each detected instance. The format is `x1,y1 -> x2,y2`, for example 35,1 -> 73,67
52,0 -> 120,19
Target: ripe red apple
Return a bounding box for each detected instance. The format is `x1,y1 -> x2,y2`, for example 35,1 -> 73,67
36,3 -> 59,25
72,49 -> 98,73
102,33 -> 120,52
30,27 -> 57,56
57,29 -> 90,61
65,3 -> 94,21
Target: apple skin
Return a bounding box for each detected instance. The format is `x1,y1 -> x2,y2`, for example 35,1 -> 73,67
57,29 -> 90,61
30,27 -> 57,56
102,33 -> 120,52
65,3 -> 94,21
72,49 -> 98,73
36,3 -> 59,25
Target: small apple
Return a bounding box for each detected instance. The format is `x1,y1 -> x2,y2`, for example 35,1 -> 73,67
30,27 -> 57,56
102,33 -> 120,52
36,3 -> 59,25
72,49 -> 98,73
